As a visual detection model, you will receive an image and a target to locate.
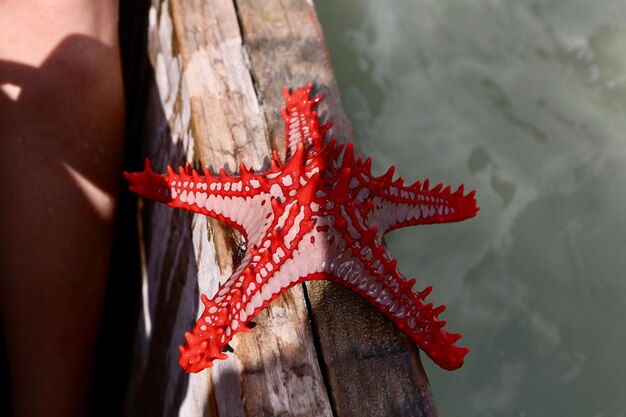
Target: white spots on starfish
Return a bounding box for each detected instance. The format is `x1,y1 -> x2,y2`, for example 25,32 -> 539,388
266,172 -> 281,179
289,123 -> 302,140
335,257 -> 362,285
410,206 -> 422,221
275,202 -> 295,232
287,115 -> 303,152
367,281 -> 383,299
284,206 -> 306,249
355,188 -> 370,204
281,174 -> 293,187
270,183 -> 284,200
246,293 -> 263,316
389,299 -> 400,314
353,207 -> 368,231
250,179 -> 260,189
397,204 -> 408,222
360,246 -> 374,261
371,259 -> 385,275
357,273 -> 376,292
341,206 -> 361,239
180,190 -> 188,203
195,191 -> 208,206
315,214 -> 335,227
260,285 -> 272,302
349,177 -> 359,189
310,202 -> 320,212
376,288 -> 392,306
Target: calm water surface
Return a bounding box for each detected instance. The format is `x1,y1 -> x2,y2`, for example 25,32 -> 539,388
316,1 -> 626,416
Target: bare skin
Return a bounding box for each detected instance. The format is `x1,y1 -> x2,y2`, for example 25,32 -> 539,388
0,1 -> 125,416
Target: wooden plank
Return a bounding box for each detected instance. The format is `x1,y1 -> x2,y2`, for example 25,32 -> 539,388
236,1 -> 438,416
126,0 -> 438,416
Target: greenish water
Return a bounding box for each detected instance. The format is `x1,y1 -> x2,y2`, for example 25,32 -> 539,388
316,1 -> 626,416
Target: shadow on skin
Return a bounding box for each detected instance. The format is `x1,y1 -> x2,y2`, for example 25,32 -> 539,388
0,33 -> 129,417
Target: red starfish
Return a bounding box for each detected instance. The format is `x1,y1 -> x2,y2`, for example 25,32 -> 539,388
125,84 -> 478,373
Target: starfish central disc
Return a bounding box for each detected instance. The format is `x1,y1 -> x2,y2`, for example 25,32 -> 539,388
125,84 -> 478,373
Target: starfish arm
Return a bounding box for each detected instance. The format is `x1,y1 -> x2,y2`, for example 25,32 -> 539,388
178,198 -> 320,373
341,239 -> 467,370
328,204 -> 468,370
178,250 -> 256,373
367,172 -> 478,235
281,84 -> 331,161
124,159 -> 272,241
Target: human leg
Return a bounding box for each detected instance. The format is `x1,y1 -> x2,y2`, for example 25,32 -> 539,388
0,1 -> 125,416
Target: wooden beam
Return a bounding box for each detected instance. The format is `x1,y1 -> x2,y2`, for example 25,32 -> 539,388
126,1 -> 438,416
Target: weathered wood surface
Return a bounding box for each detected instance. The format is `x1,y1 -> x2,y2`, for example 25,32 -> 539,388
126,1 -> 438,416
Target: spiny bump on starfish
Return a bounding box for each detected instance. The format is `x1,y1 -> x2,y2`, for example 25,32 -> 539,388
124,83 -> 478,373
